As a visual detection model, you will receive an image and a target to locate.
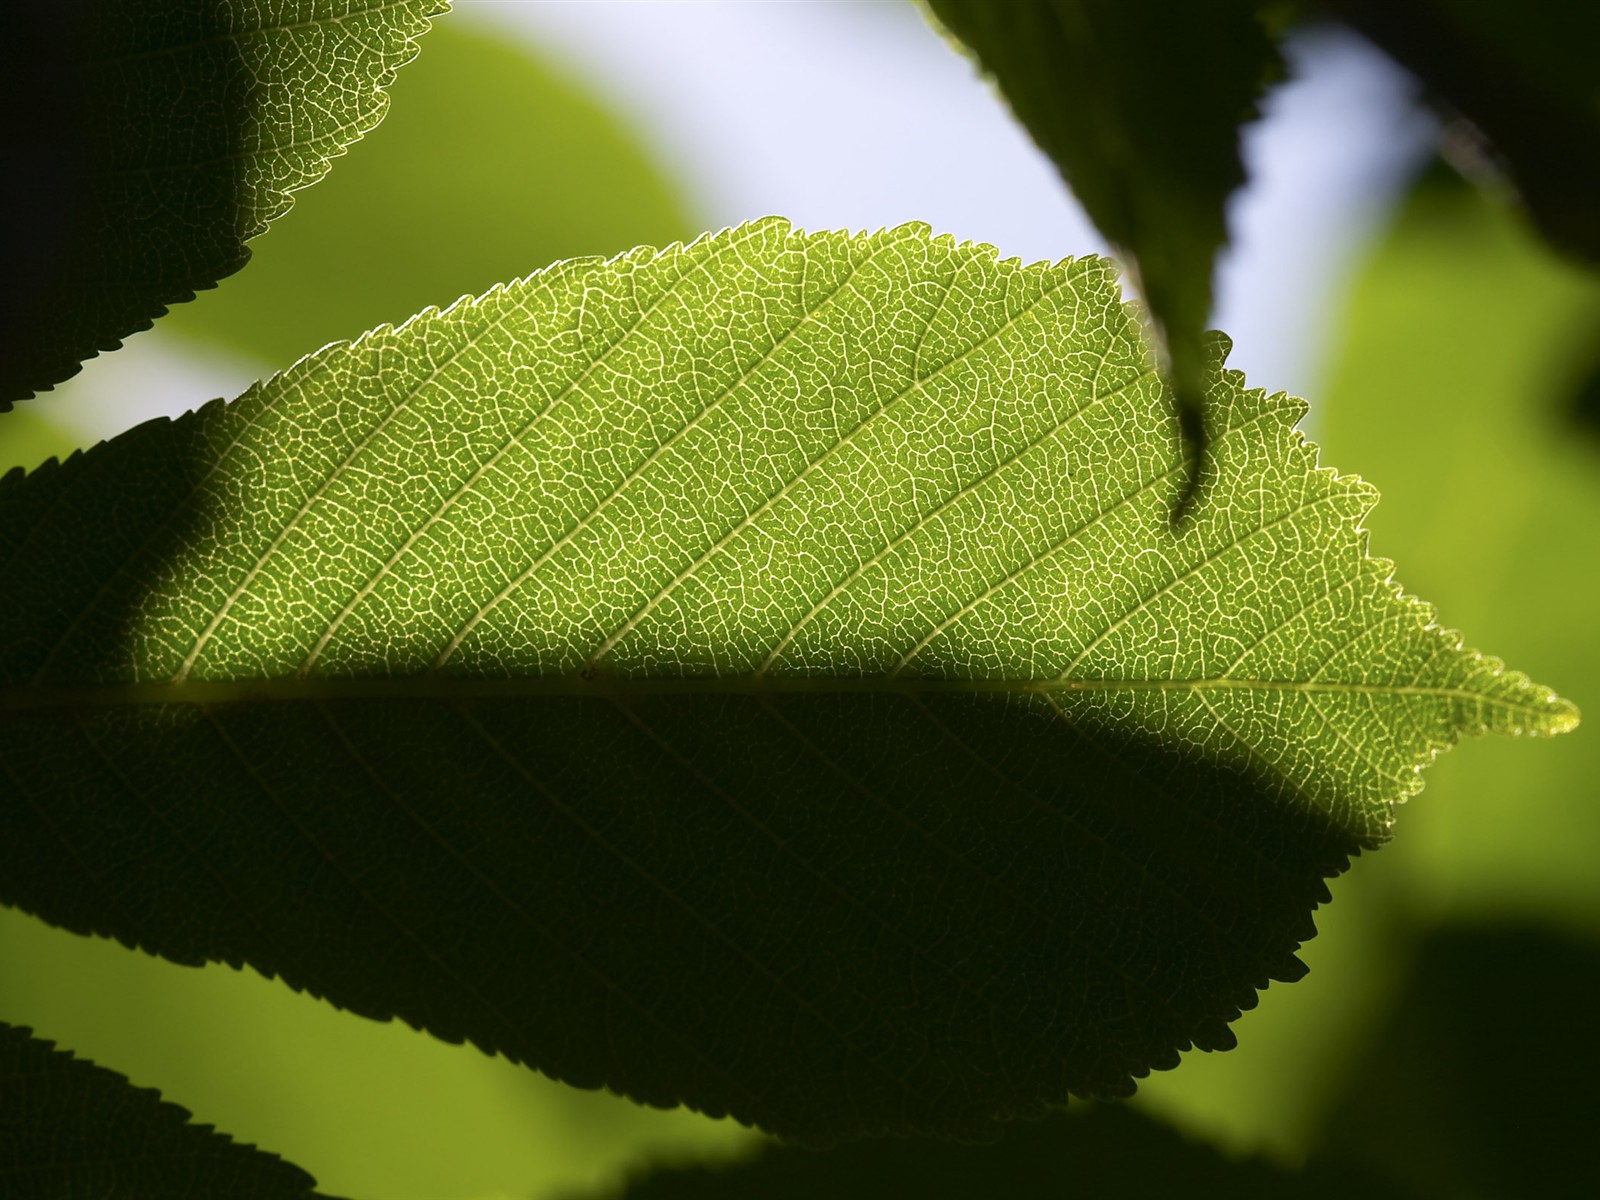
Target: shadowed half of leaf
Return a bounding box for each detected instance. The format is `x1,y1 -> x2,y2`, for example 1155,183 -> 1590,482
0,1021 -> 331,1199
0,221 -> 1574,1144
0,0 -> 447,407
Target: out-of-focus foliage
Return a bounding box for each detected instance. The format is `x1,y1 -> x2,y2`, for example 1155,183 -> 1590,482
1316,0 -> 1600,265
1315,169 -> 1600,927
0,409 -> 80,475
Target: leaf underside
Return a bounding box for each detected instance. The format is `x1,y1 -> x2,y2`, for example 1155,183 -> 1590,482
0,1021 -> 328,1199
0,220 -> 1573,1143
0,0 -> 447,407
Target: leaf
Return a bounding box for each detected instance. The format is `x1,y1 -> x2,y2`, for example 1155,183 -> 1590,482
0,220 -> 1574,1144
0,0 -> 447,408
921,0 -> 1283,508
601,1102 -> 1412,1200
0,1020 -> 331,1199
1317,0 -> 1600,266
156,17 -> 694,369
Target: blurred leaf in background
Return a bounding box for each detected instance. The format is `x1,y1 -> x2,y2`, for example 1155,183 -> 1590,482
1317,0 -> 1600,267
0,16 -> 763,1200
0,408 -> 81,474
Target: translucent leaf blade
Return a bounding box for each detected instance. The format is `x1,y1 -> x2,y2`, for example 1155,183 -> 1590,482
0,220 -> 1574,1143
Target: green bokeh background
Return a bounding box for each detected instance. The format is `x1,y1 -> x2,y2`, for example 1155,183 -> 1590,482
5,10 -> 1600,1199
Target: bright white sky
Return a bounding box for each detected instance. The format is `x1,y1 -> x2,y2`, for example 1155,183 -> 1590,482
48,0 -> 1435,440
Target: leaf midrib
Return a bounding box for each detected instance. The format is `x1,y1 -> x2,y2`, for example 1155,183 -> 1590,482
0,674 -> 1561,718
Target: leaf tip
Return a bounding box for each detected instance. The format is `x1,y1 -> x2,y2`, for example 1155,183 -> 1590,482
1541,692 -> 1581,737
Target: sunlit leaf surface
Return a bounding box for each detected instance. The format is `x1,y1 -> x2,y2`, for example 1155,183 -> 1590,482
0,0 -> 446,405
0,1021 -> 329,1199
0,220 -> 1572,1143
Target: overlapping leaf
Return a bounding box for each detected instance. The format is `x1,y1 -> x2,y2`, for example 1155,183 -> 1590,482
0,1021 -> 329,1199
0,0 -> 447,406
922,0 -> 1282,500
0,221 -> 1573,1143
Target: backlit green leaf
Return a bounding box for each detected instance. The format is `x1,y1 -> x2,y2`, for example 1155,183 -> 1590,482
0,220 -> 1573,1144
0,0 -> 446,407
0,1021 -> 329,1199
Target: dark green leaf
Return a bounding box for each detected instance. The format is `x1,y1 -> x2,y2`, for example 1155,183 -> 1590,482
0,0 -> 446,407
0,221 -> 1571,1144
922,0 -> 1283,505
0,1021 -> 330,1199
